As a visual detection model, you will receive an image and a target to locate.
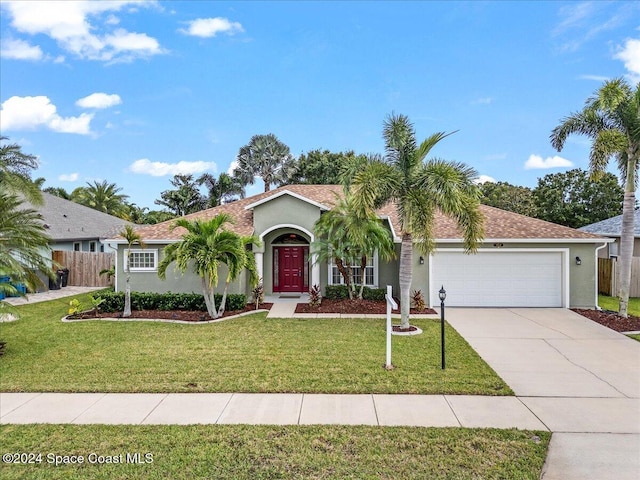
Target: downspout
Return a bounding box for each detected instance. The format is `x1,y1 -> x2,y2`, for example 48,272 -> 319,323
595,242 -> 609,310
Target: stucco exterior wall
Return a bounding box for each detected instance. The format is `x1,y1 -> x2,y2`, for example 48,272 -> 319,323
252,194 -> 322,241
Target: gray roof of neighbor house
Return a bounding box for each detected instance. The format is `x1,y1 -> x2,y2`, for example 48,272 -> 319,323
578,210 -> 640,237
25,192 -> 132,242
125,184 -> 605,243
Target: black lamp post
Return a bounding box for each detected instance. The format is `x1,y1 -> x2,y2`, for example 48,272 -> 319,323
439,286 -> 446,369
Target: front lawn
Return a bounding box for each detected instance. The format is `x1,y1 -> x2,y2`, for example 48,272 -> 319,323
0,292 -> 511,395
0,424 -> 550,480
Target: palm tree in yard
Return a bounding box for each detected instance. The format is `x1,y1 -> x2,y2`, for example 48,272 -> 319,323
232,134 -> 295,192
314,194 -> 396,300
121,225 -> 145,318
0,136 -> 42,205
158,214 -> 260,319
550,78 -> 639,318
74,180 -> 129,217
197,172 -> 245,207
351,113 -> 484,329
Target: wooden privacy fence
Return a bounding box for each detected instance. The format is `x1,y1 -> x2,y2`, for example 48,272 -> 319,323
598,257 -> 640,297
52,251 -> 115,288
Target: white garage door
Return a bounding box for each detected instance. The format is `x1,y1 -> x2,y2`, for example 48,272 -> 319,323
431,251 -> 564,307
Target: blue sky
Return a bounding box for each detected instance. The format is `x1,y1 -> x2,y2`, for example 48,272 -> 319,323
1,0 -> 639,210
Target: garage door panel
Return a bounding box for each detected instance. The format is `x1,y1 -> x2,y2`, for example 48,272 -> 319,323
431,251 -> 563,307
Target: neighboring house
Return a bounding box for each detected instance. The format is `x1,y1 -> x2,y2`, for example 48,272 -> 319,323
578,210 -> 640,258
24,192 -> 132,253
110,185 -> 609,308
22,192 -> 132,290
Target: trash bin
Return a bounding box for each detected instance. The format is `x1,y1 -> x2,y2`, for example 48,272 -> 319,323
61,268 -> 69,287
50,270 -> 64,290
0,276 -> 10,299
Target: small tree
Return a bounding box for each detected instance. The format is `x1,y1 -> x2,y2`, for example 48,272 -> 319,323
233,134 -> 295,192
121,225 -> 145,318
157,214 -> 260,319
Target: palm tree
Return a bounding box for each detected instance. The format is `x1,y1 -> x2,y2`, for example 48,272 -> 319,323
351,114 -> 484,329
232,134 -> 295,192
121,225 -> 145,318
154,174 -> 206,216
197,172 -> 245,207
74,180 -> 129,217
313,194 -> 396,299
0,136 -> 42,205
157,214 -> 260,318
550,78 -> 639,317
0,190 -> 54,298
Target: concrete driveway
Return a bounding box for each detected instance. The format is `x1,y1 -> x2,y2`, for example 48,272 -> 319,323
445,307 -> 640,480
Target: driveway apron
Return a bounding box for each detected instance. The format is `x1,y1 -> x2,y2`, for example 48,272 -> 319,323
445,307 -> 640,480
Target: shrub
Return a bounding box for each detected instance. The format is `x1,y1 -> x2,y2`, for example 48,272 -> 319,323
95,292 -> 246,313
309,284 -> 321,308
411,289 -> 426,311
324,284 -> 386,301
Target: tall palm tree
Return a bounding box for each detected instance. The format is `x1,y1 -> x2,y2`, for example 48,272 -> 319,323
74,180 -> 129,217
157,214 -> 260,318
551,78 -> 639,317
0,136 -> 42,205
352,114 -> 484,329
121,225 -> 145,318
0,190 -> 54,298
197,172 -> 245,207
313,194 -> 396,300
154,174 -> 206,216
232,134 -> 295,192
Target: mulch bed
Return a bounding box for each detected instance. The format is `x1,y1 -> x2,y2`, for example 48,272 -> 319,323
572,308 -> 640,333
295,298 -> 436,315
69,303 -> 273,322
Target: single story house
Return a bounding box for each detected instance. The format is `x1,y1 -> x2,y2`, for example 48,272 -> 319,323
578,210 -> 640,258
25,192 -> 132,253
110,185 -> 609,308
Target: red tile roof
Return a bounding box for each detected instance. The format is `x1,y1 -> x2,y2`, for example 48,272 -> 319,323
127,184 -> 605,242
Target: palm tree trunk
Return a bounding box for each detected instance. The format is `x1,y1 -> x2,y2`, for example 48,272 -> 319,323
201,277 -> 218,318
399,232 -> 412,329
358,255 -> 367,299
123,272 -> 131,317
217,282 -> 230,317
335,258 -> 353,299
618,154 -> 637,318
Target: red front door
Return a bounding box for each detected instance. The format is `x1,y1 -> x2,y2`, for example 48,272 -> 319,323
275,246 -> 308,292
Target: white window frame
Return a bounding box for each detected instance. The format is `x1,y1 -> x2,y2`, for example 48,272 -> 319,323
125,249 -> 158,272
89,241 -> 96,252
73,242 -> 81,251
327,251 -> 378,287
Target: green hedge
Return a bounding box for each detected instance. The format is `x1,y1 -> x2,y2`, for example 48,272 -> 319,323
95,292 -> 247,313
324,284 -> 386,301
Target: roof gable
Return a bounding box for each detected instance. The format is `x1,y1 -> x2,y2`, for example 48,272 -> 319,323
578,210 -> 640,237
244,189 -> 332,211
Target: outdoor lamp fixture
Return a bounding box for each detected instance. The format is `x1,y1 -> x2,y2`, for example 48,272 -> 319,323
575,256 -> 582,265
439,286 -> 446,370
419,256 -> 425,265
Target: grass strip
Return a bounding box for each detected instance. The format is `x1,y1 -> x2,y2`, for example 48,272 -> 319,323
0,424 -> 550,480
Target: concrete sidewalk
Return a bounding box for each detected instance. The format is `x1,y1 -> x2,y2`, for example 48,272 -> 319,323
2,286 -> 103,307
0,392 -> 548,429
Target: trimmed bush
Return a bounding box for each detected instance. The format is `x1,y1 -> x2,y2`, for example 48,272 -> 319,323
324,284 -> 386,301
96,292 -> 246,313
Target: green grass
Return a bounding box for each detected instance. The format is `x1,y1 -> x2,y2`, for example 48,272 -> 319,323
0,292 -> 511,395
598,295 -> 640,316
626,333 -> 640,342
0,424 -> 550,480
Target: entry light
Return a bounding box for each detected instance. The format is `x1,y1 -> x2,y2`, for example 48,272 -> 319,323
575,256 -> 581,265
419,256 -> 425,265
438,286 -> 447,302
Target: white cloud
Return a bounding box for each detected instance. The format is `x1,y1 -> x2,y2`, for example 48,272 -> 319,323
227,160 -> 238,175
76,93 -> 122,109
128,159 -> 216,177
578,74 -> 609,82
58,173 -> 79,182
180,17 -> 244,37
474,175 -> 496,184
0,95 -> 93,135
471,97 -> 493,105
524,154 -> 573,170
0,38 -> 43,60
614,38 -> 640,83
2,0 -> 163,62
